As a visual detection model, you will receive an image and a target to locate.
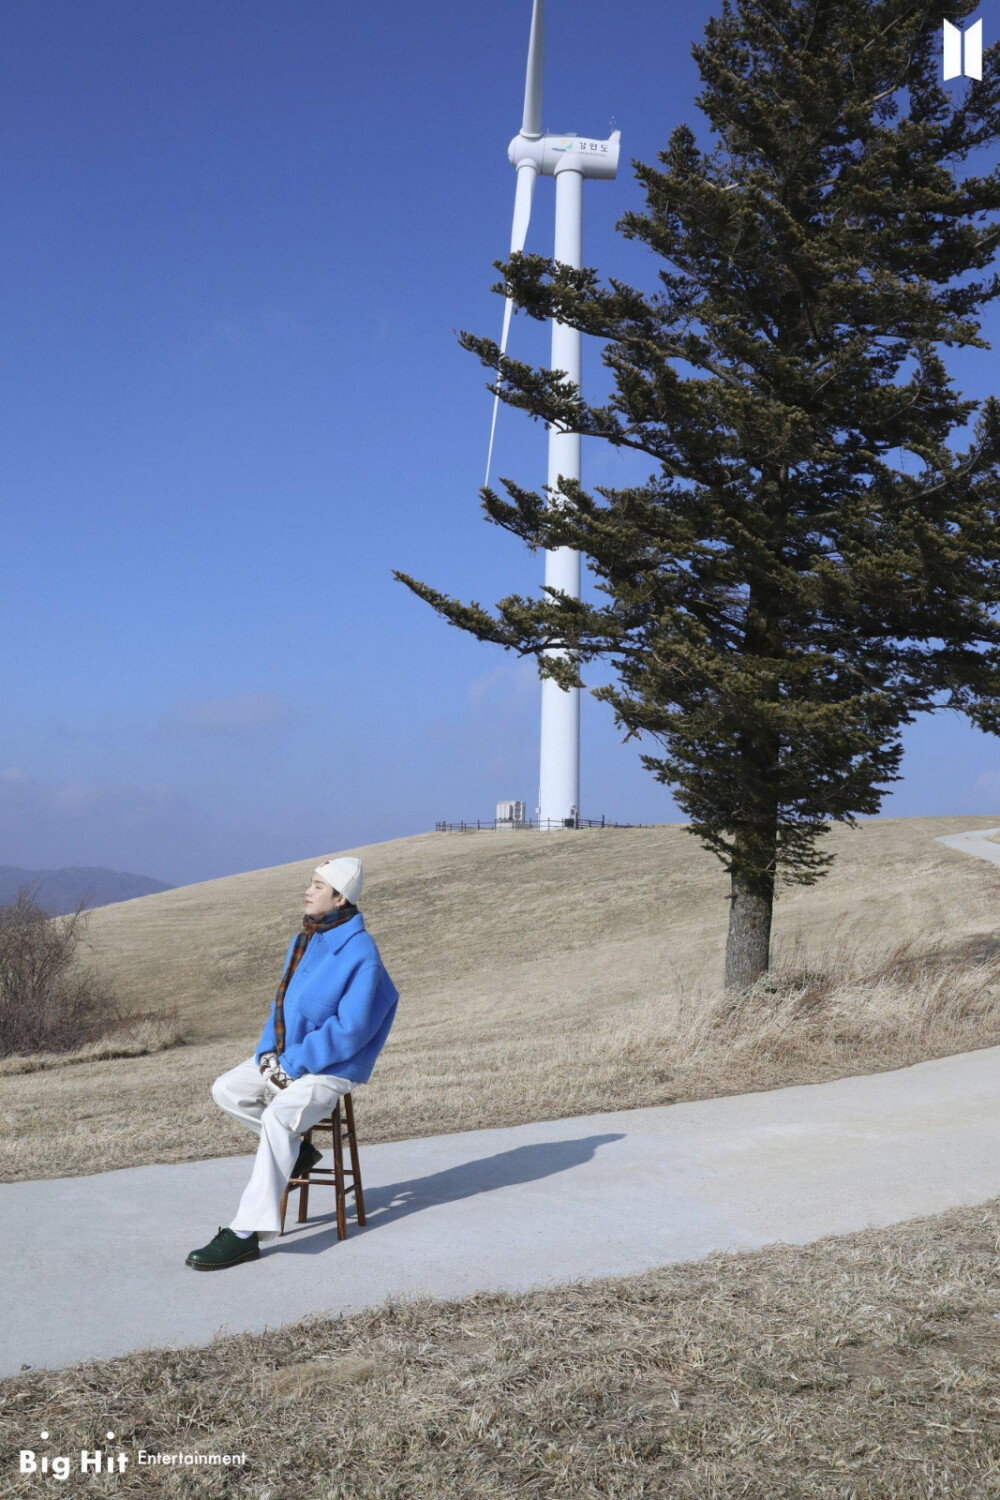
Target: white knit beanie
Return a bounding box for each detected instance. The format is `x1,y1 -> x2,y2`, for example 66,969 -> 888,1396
314,856 -> 363,905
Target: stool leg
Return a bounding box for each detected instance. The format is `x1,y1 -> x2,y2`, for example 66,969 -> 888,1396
297,1127 -> 312,1225
332,1100 -> 347,1240
344,1092 -> 365,1227
279,1185 -> 288,1236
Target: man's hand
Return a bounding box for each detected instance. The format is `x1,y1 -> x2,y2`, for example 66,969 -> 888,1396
259,1052 -> 290,1090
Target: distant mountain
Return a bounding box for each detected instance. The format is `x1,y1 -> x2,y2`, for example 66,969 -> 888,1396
0,865 -> 173,915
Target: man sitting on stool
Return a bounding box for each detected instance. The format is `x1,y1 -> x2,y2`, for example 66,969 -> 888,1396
186,855 -> 399,1270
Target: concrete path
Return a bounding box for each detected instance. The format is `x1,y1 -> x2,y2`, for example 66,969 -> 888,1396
937,826 -> 1000,865
6,1042 -> 1000,1379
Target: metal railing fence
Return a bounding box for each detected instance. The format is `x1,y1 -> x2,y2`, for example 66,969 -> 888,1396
434,816 -> 649,832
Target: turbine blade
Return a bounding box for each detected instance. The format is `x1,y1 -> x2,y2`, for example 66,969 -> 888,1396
508,157 -> 536,268
485,163 -> 537,488
522,0 -> 545,137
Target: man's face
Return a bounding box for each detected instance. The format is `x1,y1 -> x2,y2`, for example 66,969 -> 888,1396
304,874 -> 346,917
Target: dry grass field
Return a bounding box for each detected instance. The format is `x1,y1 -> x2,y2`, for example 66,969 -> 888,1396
5,1194 -> 1000,1497
4,814 -> 1000,1497
1,814 -> 998,1186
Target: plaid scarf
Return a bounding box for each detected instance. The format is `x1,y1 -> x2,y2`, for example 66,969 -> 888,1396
272,902 -> 359,1057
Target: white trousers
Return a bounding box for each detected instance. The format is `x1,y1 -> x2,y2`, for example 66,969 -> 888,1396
212,1054 -> 359,1240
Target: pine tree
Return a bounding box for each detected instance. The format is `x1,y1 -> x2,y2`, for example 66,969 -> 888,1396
394,0 -> 1000,990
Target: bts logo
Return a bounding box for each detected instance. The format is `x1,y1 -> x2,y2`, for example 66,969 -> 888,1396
943,18 -> 982,79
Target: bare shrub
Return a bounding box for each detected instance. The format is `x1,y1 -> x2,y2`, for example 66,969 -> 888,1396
0,884 -> 126,1058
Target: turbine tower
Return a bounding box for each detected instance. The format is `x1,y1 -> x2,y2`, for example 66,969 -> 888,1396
485,0 -> 619,831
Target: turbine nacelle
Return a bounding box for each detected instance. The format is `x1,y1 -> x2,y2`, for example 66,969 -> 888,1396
508,128 -> 620,180
483,0 -> 619,503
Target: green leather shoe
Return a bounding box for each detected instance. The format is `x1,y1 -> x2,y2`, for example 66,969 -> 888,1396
185,1226 -> 260,1271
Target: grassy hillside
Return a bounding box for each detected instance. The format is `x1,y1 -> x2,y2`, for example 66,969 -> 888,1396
1,815 -> 998,1185
75,814 -> 1000,1043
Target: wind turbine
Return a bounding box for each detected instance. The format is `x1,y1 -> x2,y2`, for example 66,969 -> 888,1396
485,0 -> 620,831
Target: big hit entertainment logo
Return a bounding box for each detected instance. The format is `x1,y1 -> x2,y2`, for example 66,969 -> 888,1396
20,1430 -> 128,1480
943,17 -> 983,79
16,1427 -> 248,1478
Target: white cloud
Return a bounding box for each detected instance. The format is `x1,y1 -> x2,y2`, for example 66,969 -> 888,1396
50,782 -> 103,815
425,657 -> 540,791
967,769 -> 1000,799
0,768 -> 186,879
467,657 -> 538,708
182,307 -> 301,364
155,692 -> 298,741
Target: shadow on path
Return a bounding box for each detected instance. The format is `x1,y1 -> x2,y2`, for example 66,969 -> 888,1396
275,1132 -> 625,1256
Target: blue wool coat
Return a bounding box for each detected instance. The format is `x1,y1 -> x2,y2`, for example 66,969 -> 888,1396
254,912 -> 399,1084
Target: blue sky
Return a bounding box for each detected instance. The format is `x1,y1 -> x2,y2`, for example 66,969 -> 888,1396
1,1 -> 997,888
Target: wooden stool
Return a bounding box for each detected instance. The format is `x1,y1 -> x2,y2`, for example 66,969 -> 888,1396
278,1092 -> 366,1239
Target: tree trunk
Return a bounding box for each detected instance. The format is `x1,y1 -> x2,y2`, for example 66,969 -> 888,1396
725,557 -> 782,992
724,864 -> 774,992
